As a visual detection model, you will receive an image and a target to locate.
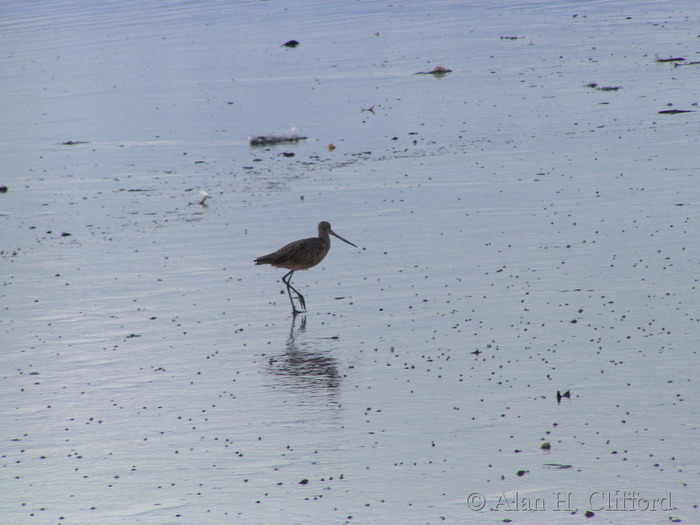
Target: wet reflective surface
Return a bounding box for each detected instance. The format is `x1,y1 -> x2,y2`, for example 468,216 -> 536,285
2,1 -> 699,523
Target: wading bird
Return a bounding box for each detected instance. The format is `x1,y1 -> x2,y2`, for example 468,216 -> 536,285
255,221 -> 357,314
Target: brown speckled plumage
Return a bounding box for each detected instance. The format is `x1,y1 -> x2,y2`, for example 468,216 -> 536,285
255,236 -> 329,270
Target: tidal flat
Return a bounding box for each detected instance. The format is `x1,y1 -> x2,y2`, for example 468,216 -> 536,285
2,1 -> 698,523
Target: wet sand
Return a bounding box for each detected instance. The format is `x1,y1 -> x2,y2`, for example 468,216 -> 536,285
2,1 -> 699,523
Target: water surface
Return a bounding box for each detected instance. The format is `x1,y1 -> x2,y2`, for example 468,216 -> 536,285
2,1 -> 699,523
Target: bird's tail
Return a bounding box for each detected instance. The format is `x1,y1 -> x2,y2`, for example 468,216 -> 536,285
254,254 -> 275,265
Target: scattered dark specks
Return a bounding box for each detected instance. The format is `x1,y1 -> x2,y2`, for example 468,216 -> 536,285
282,40 -> 299,48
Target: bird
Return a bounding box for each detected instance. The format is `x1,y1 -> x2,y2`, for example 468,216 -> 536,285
255,221 -> 357,314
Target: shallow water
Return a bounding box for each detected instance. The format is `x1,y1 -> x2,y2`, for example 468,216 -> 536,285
2,0 -> 699,523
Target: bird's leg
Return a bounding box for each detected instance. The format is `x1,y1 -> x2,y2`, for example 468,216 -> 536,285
281,271 -> 298,312
282,270 -> 306,313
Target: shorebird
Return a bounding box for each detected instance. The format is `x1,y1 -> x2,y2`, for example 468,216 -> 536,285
255,221 -> 357,314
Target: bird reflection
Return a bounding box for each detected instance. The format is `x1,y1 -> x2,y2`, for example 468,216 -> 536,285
266,315 -> 341,395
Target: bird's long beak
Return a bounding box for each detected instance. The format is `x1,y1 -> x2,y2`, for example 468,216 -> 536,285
330,229 -> 357,248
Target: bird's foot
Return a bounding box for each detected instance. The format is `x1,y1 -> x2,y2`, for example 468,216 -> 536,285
296,293 -> 306,311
